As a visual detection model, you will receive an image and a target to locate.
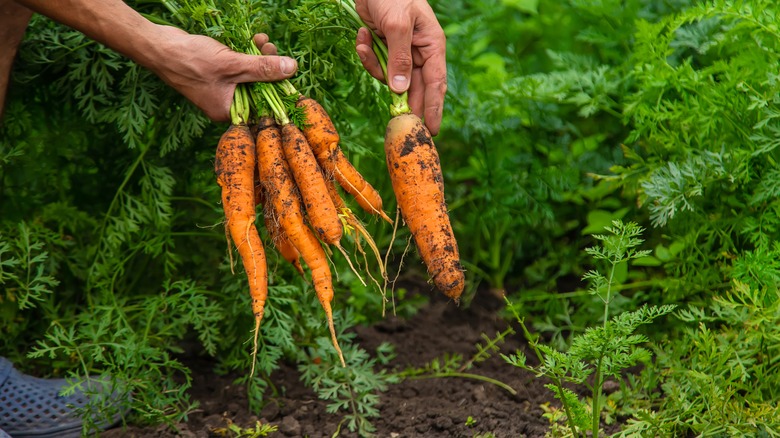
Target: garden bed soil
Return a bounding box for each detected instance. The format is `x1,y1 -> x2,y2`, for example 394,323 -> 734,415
102,290 -> 558,438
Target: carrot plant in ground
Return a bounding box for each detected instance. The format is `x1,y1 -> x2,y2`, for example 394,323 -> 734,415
605,0 -> 780,298
475,0 -> 780,432
616,245 -> 780,436
394,327 -> 517,396
299,328 -> 398,437
503,221 -> 675,438
210,418 -> 278,438
591,3 -> 780,432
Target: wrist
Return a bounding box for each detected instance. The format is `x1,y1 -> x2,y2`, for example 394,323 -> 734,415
0,0 -> 34,119
127,23 -> 179,72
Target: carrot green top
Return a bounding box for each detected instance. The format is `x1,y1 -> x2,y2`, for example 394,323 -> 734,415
335,0 -> 412,117
161,0 -> 410,121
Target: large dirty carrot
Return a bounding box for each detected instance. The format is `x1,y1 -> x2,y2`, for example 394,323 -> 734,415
296,96 -> 392,224
337,1 -> 465,300
255,115 -> 345,366
296,95 -> 339,156
254,181 -> 303,276
384,114 -> 465,300
215,111 -> 268,375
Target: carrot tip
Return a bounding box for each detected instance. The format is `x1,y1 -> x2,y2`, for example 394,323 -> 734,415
379,210 -> 393,225
250,316 -> 261,378
323,304 -> 346,367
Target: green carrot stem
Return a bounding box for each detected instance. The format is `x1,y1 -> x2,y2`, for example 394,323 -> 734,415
337,0 -> 409,115
230,84 -> 251,125
390,92 -> 411,116
277,80 -> 299,97
259,84 -> 289,125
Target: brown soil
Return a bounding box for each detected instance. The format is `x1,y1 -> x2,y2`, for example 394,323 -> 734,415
101,291 -> 557,438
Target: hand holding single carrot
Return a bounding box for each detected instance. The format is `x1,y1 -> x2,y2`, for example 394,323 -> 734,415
354,0 -> 448,136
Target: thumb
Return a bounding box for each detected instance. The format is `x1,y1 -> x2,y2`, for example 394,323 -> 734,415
231,54 -> 298,83
383,20 -> 414,93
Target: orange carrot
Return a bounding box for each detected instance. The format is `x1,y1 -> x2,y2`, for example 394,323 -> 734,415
215,123 -> 269,374
280,122 -> 343,246
252,176 -> 303,276
253,167 -> 263,207
297,95 -> 339,157
384,113 -> 465,301
255,116 -> 345,366
262,194 -> 305,277
297,96 -> 392,224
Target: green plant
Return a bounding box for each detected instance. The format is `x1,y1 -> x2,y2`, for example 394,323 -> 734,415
602,0 -> 780,298
503,221 -> 675,437
299,328 -> 398,437
618,245 -> 780,436
0,222 -> 60,313
396,327 -> 517,396
211,418 -> 278,437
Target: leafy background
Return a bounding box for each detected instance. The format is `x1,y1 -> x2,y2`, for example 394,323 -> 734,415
3,0 -> 780,435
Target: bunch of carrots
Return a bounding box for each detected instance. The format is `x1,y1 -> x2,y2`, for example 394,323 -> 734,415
218,76 -> 397,373
163,0 -> 464,372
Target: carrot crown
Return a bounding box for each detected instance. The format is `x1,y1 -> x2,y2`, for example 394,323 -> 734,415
230,85 -> 251,125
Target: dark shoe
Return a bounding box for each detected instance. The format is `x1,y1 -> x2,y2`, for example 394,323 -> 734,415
0,357 -> 127,438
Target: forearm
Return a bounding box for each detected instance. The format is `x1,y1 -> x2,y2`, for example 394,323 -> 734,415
15,0 -> 167,71
0,0 -> 34,119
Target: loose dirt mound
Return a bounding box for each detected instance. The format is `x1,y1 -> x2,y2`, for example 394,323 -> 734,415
103,291 -> 554,438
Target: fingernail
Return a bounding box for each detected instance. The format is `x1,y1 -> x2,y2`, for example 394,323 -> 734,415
392,75 -> 409,91
359,52 -> 367,62
281,57 -> 295,75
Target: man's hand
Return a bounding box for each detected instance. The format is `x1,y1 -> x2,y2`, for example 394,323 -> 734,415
148,28 -> 296,121
355,0 -> 447,135
13,0 -> 297,122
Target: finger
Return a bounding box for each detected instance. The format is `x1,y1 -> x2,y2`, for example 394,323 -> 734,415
231,53 -> 298,83
252,33 -> 278,56
382,14 -> 414,93
420,40 -> 447,136
408,67 -> 424,119
422,70 -> 446,136
356,28 -> 385,82
252,33 -> 269,48
260,43 -> 278,56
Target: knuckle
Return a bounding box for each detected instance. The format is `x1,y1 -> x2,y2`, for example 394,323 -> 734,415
392,52 -> 413,70
257,59 -> 275,78
432,26 -> 446,43
381,17 -> 412,37
438,77 -> 448,93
